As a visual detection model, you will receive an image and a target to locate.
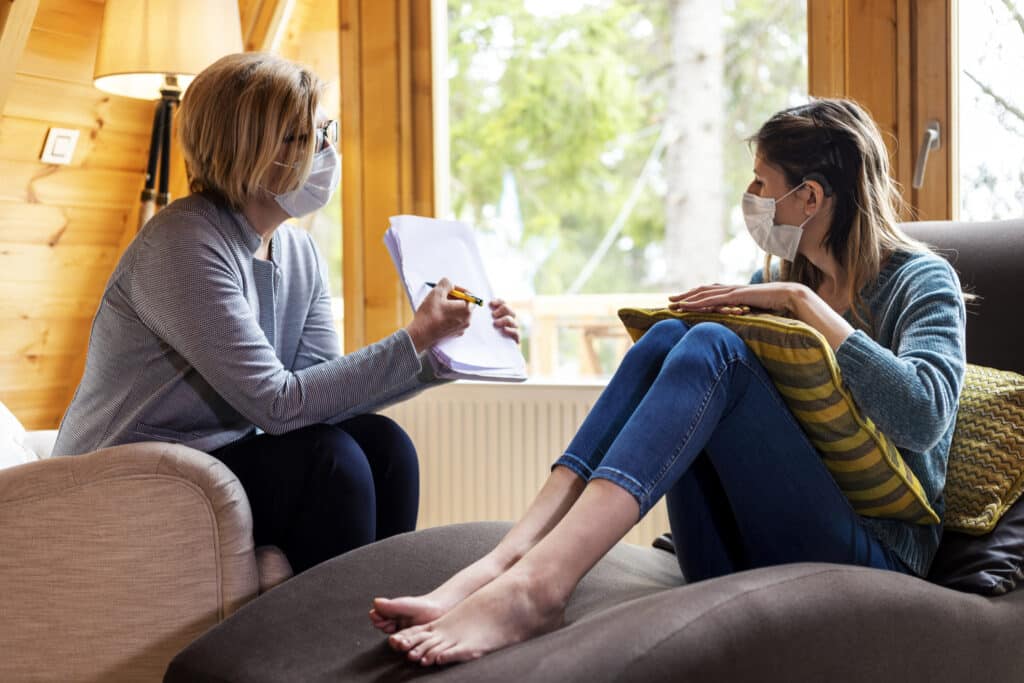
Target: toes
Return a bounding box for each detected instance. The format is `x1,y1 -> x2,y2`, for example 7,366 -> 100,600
387,633 -> 410,652
372,597 -> 396,617
389,625 -> 431,653
422,639 -> 455,667
432,647 -> 456,667
368,609 -> 395,630
408,634 -> 443,663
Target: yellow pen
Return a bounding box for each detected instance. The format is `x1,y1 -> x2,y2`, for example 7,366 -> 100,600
425,281 -> 483,306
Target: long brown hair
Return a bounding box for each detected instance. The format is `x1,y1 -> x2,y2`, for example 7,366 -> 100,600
750,98 -> 929,330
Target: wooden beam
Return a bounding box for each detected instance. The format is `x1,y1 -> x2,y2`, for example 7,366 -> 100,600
807,0 -> 846,98
0,0 -> 41,116
244,0 -> 296,52
339,0 -> 366,352
339,0 -> 434,351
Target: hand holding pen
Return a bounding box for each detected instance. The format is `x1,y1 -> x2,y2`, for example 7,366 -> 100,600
405,278 -> 473,353
425,281 -> 483,305
426,280 -> 520,345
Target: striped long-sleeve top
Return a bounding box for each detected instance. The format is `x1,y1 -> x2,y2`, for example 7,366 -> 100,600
54,193 -> 436,457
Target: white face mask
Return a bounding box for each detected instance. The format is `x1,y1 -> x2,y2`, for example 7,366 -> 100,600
275,144 -> 341,218
741,183 -> 811,261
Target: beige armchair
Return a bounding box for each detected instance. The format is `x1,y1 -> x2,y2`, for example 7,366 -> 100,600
0,438 -> 293,682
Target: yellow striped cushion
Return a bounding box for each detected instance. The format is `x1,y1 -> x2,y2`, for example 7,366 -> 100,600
944,364 -> 1024,534
617,308 -> 939,524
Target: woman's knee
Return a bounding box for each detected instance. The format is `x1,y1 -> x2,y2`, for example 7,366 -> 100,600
350,414 -> 414,450
341,414 -> 418,470
631,319 -> 689,357
295,424 -> 375,485
671,322 -> 747,358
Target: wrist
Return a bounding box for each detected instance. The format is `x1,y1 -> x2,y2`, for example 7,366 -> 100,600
785,283 -> 810,316
405,322 -> 430,354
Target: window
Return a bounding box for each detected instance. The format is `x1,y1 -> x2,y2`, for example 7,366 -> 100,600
435,0 -> 807,380
957,0 -> 1024,220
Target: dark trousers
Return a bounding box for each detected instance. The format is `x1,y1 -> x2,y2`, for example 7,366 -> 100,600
210,415 -> 419,573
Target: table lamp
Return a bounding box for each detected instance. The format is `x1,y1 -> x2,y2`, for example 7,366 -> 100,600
93,0 -> 244,228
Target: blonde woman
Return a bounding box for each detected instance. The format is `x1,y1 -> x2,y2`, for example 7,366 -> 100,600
373,98 -> 966,665
53,52 -> 520,573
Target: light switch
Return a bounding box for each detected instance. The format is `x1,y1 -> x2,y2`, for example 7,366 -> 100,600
40,127 -> 80,165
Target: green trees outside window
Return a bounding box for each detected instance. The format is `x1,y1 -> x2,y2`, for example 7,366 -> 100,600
441,0 -> 807,377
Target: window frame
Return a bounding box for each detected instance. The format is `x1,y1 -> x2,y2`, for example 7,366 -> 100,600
340,0 -> 957,346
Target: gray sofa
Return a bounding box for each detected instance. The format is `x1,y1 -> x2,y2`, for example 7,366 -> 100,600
166,218 -> 1024,682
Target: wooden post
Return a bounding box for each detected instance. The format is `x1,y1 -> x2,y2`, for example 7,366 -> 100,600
339,0 -> 434,352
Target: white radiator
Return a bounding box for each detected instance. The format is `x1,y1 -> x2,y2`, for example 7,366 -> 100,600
382,382 -> 671,547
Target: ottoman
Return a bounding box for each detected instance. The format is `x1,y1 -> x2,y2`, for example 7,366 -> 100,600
165,521 -> 1024,683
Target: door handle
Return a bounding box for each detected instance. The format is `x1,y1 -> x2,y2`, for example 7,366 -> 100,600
912,120 -> 941,189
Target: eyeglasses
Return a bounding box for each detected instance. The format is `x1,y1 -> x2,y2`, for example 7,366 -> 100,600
316,119 -> 339,151
283,119 -> 339,151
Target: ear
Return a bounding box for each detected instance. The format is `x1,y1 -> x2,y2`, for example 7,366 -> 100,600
801,178 -> 827,217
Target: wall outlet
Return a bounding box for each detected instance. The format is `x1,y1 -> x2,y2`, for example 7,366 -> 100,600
40,128 -> 80,165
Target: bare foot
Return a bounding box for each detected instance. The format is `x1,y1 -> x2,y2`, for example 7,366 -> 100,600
370,552 -> 511,634
387,567 -> 566,666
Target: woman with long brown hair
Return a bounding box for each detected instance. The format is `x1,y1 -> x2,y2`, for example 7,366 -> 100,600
373,98 -> 966,665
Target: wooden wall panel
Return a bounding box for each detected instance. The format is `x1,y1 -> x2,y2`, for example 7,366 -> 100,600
0,202 -> 128,246
0,116 -> 149,171
0,0 -> 150,429
4,75 -> 151,134
0,282 -> 107,319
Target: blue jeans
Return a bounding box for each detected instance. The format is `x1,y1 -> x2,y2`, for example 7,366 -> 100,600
554,319 -> 910,582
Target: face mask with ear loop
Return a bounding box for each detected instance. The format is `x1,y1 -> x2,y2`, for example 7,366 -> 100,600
274,143 -> 341,218
741,173 -> 830,261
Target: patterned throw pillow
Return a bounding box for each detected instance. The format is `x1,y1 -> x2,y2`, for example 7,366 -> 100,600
943,364 -> 1024,534
617,308 -> 939,524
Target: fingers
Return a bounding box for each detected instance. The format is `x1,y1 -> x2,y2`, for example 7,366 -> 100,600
667,284 -> 727,302
668,297 -> 751,314
488,299 -> 520,343
439,298 -> 472,337
668,290 -> 739,309
489,299 -> 515,319
493,316 -> 520,343
714,305 -> 750,315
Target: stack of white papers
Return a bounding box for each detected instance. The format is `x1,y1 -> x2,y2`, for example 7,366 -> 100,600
384,215 -> 528,382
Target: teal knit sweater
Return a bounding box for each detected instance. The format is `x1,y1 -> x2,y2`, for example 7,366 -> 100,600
755,250 -> 967,576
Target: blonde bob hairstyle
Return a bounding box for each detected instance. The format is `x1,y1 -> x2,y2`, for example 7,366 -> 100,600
750,97 -> 931,331
177,52 -> 323,210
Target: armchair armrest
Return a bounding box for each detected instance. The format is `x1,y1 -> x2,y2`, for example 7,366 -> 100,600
0,441 -> 259,682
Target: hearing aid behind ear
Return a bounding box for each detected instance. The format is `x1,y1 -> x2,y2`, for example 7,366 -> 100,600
803,172 -> 834,197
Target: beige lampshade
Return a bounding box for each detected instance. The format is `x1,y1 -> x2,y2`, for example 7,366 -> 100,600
93,0 -> 244,100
